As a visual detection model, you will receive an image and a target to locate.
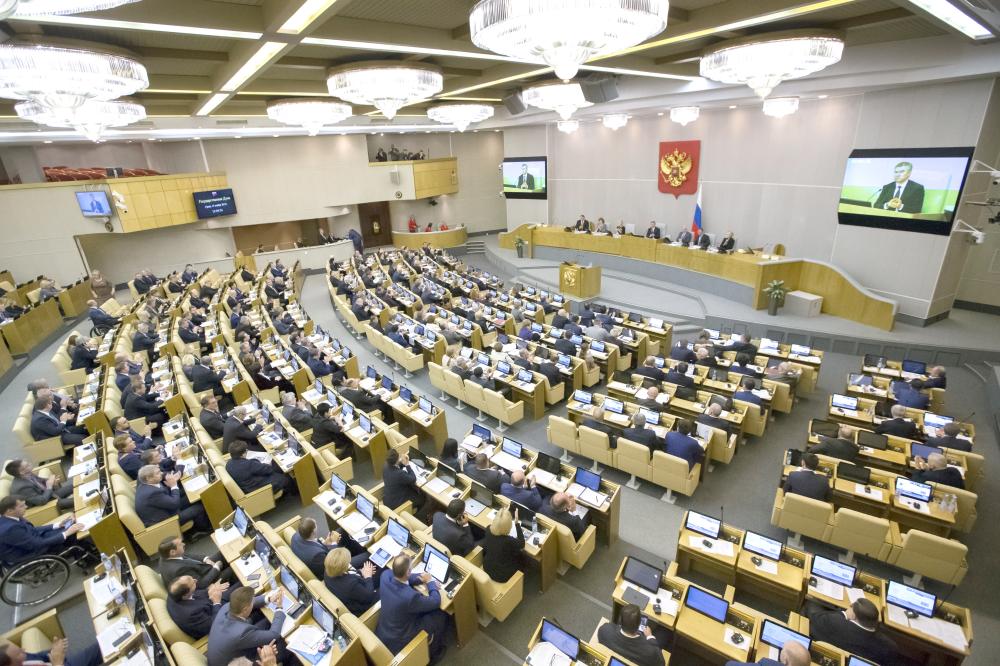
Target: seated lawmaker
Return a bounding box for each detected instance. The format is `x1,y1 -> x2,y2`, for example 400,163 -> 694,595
131,321 -> 159,362
86,299 -> 119,329
382,449 -> 425,515
623,412 -> 658,451
0,636 -> 102,666
500,470 -> 542,511
113,415 -> 154,450
697,231 -> 712,249
222,406 -> 263,454
135,464 -> 210,533
324,548 -> 378,616
733,377 -> 762,406
158,535 -> 234,589
808,424 -> 859,463
279,392 -> 314,432
124,375 -> 168,429
894,378 -> 930,410
199,394 -> 226,440
68,334 -> 99,374
0,497 -> 85,567
644,221 -> 661,239
725,642 -> 809,666
665,362 -> 695,389
717,231 -> 736,253
167,575 -> 229,640
694,346 -> 717,369
923,365 -> 946,389
291,517 -> 368,578
31,394 -> 87,446
783,453 -> 831,501
376,555 -> 450,662
805,598 -> 897,666
540,492 -> 587,540
226,441 -> 289,496
115,435 -> 142,480
5,458 -> 74,511
482,507 -> 524,584
926,422 -> 971,452
206,586 -> 294,666
633,356 -> 665,383
464,453 -> 510,493
668,341 -> 697,364
874,404 -> 919,439
912,452 -> 964,489
432,499 -> 477,557
596,603 -> 665,666
664,419 -> 703,472
697,403 -> 731,436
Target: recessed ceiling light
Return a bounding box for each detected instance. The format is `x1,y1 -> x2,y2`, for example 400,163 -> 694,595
272,134 -> 279,137
729,105 -> 737,109
657,112 -> 664,116
494,129 -> 500,132
818,94 -> 828,99
43,140 -> 52,144
425,130 -> 431,133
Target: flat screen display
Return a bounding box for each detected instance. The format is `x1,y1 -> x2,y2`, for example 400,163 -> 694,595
331,474 -> 347,498
574,467 -> 601,491
502,157 -> 547,200
685,511 -> 721,539
422,543 -> 450,583
761,619 -> 811,651
388,518 -> 409,548
623,557 -> 662,593
76,191 -> 112,217
743,531 -> 782,561
356,494 -> 374,521
684,586 -> 728,623
193,188 -> 238,219
887,581 -> 936,618
837,147 -> 974,235
896,478 -> 932,503
811,554 -> 855,587
540,620 -> 578,659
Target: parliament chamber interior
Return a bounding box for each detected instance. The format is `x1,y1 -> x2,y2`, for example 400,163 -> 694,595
1,1 -> 1000,666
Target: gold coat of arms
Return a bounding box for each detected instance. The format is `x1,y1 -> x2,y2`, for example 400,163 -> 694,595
660,149 -> 693,188
658,140 -> 700,197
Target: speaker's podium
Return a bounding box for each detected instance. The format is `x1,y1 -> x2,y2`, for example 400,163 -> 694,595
559,262 -> 601,299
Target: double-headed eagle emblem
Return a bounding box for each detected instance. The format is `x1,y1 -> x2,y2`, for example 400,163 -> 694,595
659,148 -> 693,188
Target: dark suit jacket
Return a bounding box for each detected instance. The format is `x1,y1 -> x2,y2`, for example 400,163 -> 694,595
913,466 -> 964,490
200,409 -> 225,440
431,513 -> 476,556
926,434 -> 971,452
70,345 -> 98,372
382,463 -> 420,509
118,451 -> 142,480
668,346 -> 697,363
206,598 -> 285,666
517,173 -> 535,190
463,462 -> 509,493
536,362 -> 563,388
167,589 -> 220,640
554,338 -> 577,356
132,331 -> 158,354
482,523 -> 524,583
290,533 -> 332,578
226,457 -> 274,493
808,609 -> 897,665
645,226 -> 661,239
596,623 -> 665,666
809,436 -> 859,463
874,180 -> 925,213
375,570 -> 442,654
0,516 -> 65,565
160,556 -> 221,590
223,416 -> 262,453
874,418 -> 919,439
551,314 -> 569,330
30,410 -> 68,441
500,483 -> 543,511
697,413 -> 731,435
88,307 -> 118,328
784,469 -> 831,501
895,386 -> 930,410
311,417 -> 344,448
664,431 -> 703,471
325,572 -> 378,616
540,499 -> 586,540
633,366 -> 665,383
732,389 -> 762,406
282,406 -> 314,432
622,427 -> 658,451
718,237 -> 736,252
581,418 -> 616,447
191,364 -> 225,394
124,390 -> 162,420
135,482 -> 182,526
665,370 -> 694,389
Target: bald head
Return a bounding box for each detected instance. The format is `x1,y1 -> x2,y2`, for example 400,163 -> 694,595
891,404 -> 907,418
779,640 -> 810,666
706,403 -> 722,417
926,452 -> 948,470
510,470 -> 526,487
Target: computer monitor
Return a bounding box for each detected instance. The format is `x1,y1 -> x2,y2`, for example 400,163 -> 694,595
628,312 -> 642,323
603,398 -> 624,415
356,494 -> 375,521
326,389 -> 338,406
415,325 -> 425,336
525,287 -> 536,295
591,341 -> 605,352
810,420 -> 841,438
312,598 -> 336,635
640,408 -> 659,425
837,463 -> 871,485
517,370 -> 534,383
359,413 -> 372,434
623,557 -> 662,593
540,620 -> 579,660
422,543 -> 450,583
233,506 -> 249,536
574,467 -> 601,492
760,620 -> 811,652
790,344 -> 811,355
924,413 -> 953,430
470,481 -> 493,507
766,357 -> 783,369
262,407 -> 272,424
704,328 -> 721,339
435,464 -> 456,487
863,353 -> 886,368
280,566 -> 299,599
274,423 -> 285,439
531,323 -> 543,333
381,376 -> 393,390
902,359 -> 927,375
684,586 -> 728,623
708,395 -> 731,411
418,397 -> 433,414
314,379 -> 324,394
743,531 -> 782,561
331,474 -> 347,498
848,373 -> 870,386
685,511 -> 721,539
451,315 -> 460,325
477,353 -> 490,366
400,386 -> 413,403
535,452 -> 562,475
857,430 -> 888,450
557,354 -> 571,368
846,658 -> 877,666
497,361 -> 512,375
388,518 -> 409,548
910,443 -> 943,460
760,338 -> 779,351
695,422 -> 714,442
366,366 -> 378,380
573,390 -> 592,405
896,478 -> 932,503
886,581 -> 936,618
472,423 -> 492,441
501,437 -> 522,458
831,394 -> 859,410
254,535 -> 272,563
425,331 -> 436,341
811,555 -> 856,587
653,357 -> 665,368
570,335 -> 583,346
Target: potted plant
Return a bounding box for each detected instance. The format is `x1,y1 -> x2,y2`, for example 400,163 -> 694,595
764,280 -> 787,316
514,237 -> 527,259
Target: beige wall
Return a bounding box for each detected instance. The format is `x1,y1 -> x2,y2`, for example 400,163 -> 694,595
503,125 -> 549,228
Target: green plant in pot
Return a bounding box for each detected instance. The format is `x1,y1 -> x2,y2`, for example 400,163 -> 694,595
514,237 -> 526,258
764,280 -> 787,316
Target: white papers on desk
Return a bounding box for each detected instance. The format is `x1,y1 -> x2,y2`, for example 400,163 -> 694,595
751,389 -> 772,400
370,534 -> 405,559
90,575 -> 124,607
723,627 -> 749,652
77,478 -> 101,498
184,474 -> 209,493
214,525 -> 242,546
423,477 -> 450,495
526,641 -> 572,666
812,577 -> 845,601
529,469 -> 565,489
233,553 -> 263,578
77,508 -> 103,530
886,603 -> 910,626
389,397 -> 411,411
288,625 -> 327,655
339,510 -> 376,537
246,450 -> 273,464
908,614 -> 969,650
855,484 -> 883,501
687,535 -> 735,557
461,434 -> 483,452
846,587 -> 867,603
68,461 -> 96,477
97,618 -> 135,657
567,482 -> 607,508
752,558 -> 778,576
491,451 -> 526,472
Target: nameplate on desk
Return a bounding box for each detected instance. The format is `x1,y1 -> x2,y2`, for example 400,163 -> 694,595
183,474 -> 209,493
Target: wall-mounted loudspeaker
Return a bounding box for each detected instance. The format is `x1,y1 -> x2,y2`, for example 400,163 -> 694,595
580,75 -> 619,104
503,90 -> 526,115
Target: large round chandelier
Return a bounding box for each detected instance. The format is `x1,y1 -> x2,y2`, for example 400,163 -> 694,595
669,106 -> 699,126
16,98 -> 146,141
1,0 -> 140,19
266,98 -> 352,135
557,120 -> 579,134
602,113 -> 629,130
0,43 -> 148,112
762,96 -> 799,118
469,0 -> 670,81
700,30 -> 844,98
427,103 -> 494,132
522,81 -> 592,120
327,61 -> 442,120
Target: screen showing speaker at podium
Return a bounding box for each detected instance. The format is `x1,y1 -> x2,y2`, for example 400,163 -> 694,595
502,157 -> 547,200
837,147 -> 974,235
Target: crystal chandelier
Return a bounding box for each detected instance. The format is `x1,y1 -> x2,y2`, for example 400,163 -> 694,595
669,106 -> 699,126
522,81 -> 592,120
427,103 -> 494,132
266,98 -> 352,135
16,98 -> 146,141
557,120 -> 579,134
1,0 -> 140,19
327,62 -> 442,120
0,43 -> 148,112
700,30 -> 844,98
762,96 -> 799,118
602,113 -> 628,130
469,0 -> 670,81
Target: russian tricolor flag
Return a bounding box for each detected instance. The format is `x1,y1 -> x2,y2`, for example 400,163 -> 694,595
691,187 -> 703,239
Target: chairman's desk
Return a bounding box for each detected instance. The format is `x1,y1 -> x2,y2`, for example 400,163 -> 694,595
391,227 -> 468,250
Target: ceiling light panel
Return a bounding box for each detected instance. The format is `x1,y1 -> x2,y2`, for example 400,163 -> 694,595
7,14 -> 263,40
221,42 -> 287,92
196,92 -> 228,116
279,0 -> 342,35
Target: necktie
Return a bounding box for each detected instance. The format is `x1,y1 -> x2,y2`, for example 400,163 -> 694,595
894,185 -> 902,199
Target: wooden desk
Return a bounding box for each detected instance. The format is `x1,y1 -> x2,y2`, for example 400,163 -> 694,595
524,618 -> 610,666
735,546 -> 810,612
391,227 -> 468,250
560,262 -> 601,299
676,524 -> 743,586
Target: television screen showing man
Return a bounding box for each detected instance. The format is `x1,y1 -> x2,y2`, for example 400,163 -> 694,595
516,164 -> 535,191
873,161 -> 924,213
502,158 -> 547,197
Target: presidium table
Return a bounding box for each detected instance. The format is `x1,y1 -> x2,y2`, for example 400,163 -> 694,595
500,225 -> 897,331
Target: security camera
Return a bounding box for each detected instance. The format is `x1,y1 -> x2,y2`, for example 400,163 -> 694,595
972,230 -> 985,244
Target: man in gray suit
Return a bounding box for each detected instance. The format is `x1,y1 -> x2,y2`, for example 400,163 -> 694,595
206,586 -> 293,666
676,229 -> 693,245
5,459 -> 74,510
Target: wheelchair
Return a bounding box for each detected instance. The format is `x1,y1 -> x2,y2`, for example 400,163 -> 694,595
89,322 -> 112,337
0,545 -> 95,606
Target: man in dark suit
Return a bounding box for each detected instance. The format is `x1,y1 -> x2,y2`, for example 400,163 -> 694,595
463,453 -> 509,493
697,232 -> 712,249
158,536 -> 232,589
199,395 -> 226,440
664,419 -> 704,472
31,394 -> 87,446
290,517 -> 367,577
668,342 -> 697,364
676,229 -> 693,246
596,603 -> 665,666
535,351 -> 564,389
500,470 -> 543,511
0,497 -> 85,567
665,362 -> 695,389
516,164 -> 535,190
310,403 -> 348,452
206,586 -> 294,666
338,378 -> 381,414
732,377 -> 762,406
382,449 -> 425,514
923,366 -> 946,389
0,635 -> 102,666
226,441 -> 289,496
645,221 -> 661,239
223,406 -> 263,454
135,464 -> 210,532
784,453 -> 832,501
635,386 -> 667,413
726,334 -> 757,358
718,231 -> 736,253
874,404 -> 920,439
540,492 -> 587,540
633,357 -> 665,383
86,300 -> 119,329
621,412 -> 659,452
551,309 -> 569,330
167,575 -> 228,640
894,379 -> 930,410
697,403 -> 731,436
114,435 -> 142,480
131,322 -> 159,361
808,424 -> 859,463
280,393 -> 314,432
873,161 -> 925,213
432,499 -> 477,557
554,330 -> 577,356
806,598 -> 897,666
581,406 -> 616,448
191,356 -> 226,396
912,452 -> 964,489
926,422 -> 971,452
376,555 -> 450,662
5,459 -> 74,510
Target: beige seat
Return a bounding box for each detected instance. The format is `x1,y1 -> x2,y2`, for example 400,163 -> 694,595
650,450 -> 700,503
771,489 -> 834,548
889,529 -> 968,586
338,612 -> 429,666
614,437 -> 652,489
463,379 -> 488,421
427,362 -> 450,402
452,553 -> 523,622
546,415 -> 580,461
443,368 -> 467,410
150,597 -> 208,650
577,425 -> 614,472
13,413 -> 64,464
134,564 -> 167,601
483,388 -> 523,431
541,376 -> 565,405
827,508 -> 892,563
931,483 -> 977,533
0,459 -> 60,525
0,608 -> 63,654
735,400 -> 766,437
582,362 -> 601,387
113,475 -> 190,556
551,520 -> 596,571
170,642 -> 208,666
208,449 -> 278,517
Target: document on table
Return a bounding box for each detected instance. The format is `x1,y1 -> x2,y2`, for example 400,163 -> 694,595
96,618 -> 135,657
812,577 -> 845,601
233,553 -> 263,578
76,508 -> 103,530
339,510 -> 374,536
67,461 -> 95,477
214,525 -> 242,546
90,576 -> 124,607
687,535 -> 735,557
183,474 -> 209,493
752,558 -> 778,575
422,477 -> 450,495
846,587 -> 867,603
